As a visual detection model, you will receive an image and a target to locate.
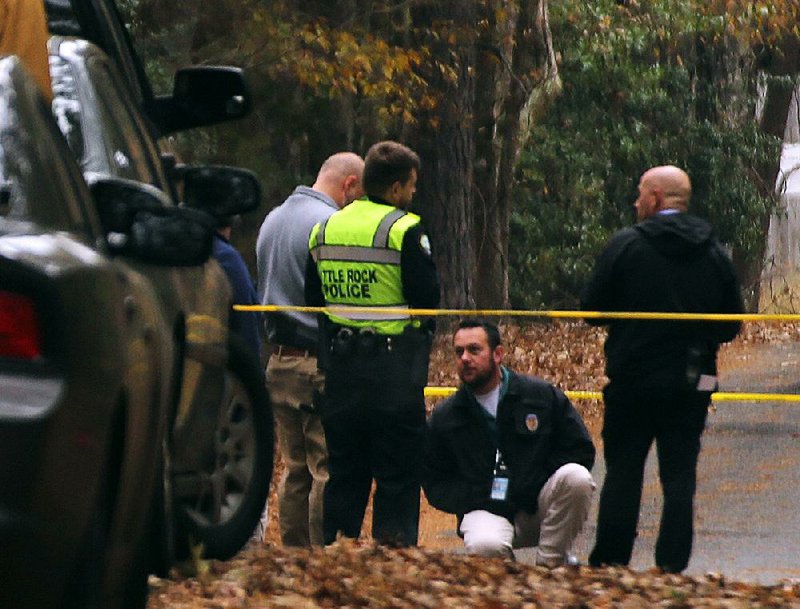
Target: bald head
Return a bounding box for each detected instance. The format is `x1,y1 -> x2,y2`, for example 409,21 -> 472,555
313,152 -> 365,208
635,165 -> 691,220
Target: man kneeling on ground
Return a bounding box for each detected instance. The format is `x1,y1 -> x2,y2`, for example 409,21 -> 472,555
422,320 -> 596,565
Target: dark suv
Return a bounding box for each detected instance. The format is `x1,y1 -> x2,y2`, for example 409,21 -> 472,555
48,34 -> 274,564
0,56 -> 215,609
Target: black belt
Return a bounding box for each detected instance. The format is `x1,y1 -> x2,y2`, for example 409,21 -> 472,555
268,314 -> 317,352
330,327 -> 409,357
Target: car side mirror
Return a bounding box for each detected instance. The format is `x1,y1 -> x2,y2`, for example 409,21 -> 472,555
179,165 -> 261,219
154,67 -> 252,134
128,206 -> 215,267
89,175 -> 215,266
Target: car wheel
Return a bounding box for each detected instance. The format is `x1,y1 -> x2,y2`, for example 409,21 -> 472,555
176,334 -> 273,560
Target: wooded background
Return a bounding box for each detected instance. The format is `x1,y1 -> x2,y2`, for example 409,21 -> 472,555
120,0 -> 800,311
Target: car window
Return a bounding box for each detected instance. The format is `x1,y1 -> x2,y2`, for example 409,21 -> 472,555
86,56 -> 168,189
50,53 -> 85,161
51,50 -> 169,193
45,0 -> 149,107
0,80 -> 95,236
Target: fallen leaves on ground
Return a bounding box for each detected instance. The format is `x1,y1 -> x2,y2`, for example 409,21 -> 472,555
149,321 -> 800,608
148,539 -> 800,608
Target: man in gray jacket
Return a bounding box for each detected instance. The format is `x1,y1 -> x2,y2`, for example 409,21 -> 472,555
256,152 -> 364,546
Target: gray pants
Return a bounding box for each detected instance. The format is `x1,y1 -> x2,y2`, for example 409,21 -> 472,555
460,463 -> 595,565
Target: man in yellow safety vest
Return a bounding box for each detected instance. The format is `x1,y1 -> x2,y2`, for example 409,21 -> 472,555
306,140 -> 440,546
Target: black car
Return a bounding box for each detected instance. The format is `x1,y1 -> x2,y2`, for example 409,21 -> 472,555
48,36 -> 273,563
0,56 -> 215,609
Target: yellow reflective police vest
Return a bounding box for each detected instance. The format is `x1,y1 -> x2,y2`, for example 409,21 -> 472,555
308,197 -> 420,335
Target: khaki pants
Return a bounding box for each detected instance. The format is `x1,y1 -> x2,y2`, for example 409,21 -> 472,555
267,352 -> 328,547
460,463 -> 595,565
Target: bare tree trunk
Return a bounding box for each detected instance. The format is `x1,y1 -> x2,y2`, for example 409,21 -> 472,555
412,0 -> 477,309
473,0 -> 559,309
472,1 -> 503,310
743,37 -> 800,309
757,38 -> 800,163
418,119 -> 476,309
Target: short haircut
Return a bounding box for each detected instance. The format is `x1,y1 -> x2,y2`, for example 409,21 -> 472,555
456,319 -> 502,350
362,140 -> 420,197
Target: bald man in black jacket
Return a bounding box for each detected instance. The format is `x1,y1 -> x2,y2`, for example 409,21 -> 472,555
582,165 -> 744,573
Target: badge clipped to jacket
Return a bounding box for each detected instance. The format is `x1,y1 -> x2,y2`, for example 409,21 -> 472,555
490,449 -> 509,501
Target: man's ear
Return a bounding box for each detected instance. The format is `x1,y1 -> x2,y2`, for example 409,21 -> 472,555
653,187 -> 665,211
494,344 -> 505,364
378,181 -> 399,206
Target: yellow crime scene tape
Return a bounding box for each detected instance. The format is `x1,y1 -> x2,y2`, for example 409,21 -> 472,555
234,303 -> 800,322
425,387 -> 800,403
234,304 -> 800,404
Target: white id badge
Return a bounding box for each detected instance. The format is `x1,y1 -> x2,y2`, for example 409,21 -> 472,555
490,476 -> 509,501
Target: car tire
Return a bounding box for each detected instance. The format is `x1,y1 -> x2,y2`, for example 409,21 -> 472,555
175,334 -> 273,560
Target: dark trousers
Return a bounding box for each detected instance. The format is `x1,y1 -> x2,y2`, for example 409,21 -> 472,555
589,382 -> 710,573
320,352 -> 426,547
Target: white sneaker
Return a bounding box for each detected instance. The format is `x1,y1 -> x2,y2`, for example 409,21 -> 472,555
564,553 -> 581,567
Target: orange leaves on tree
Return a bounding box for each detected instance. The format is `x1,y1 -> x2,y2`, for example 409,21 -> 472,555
252,14 -> 428,125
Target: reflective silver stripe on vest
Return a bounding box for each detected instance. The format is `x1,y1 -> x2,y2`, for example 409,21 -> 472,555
310,218 -> 329,262
313,245 -> 401,264
330,304 -> 410,321
317,218 -> 329,245
373,209 -> 407,248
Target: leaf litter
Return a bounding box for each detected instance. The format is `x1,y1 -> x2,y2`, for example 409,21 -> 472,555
147,321 -> 800,608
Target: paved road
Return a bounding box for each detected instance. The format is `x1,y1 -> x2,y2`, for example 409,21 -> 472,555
521,341 -> 800,583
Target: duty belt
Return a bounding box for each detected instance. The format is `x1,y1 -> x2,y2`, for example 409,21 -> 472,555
331,326 -> 398,357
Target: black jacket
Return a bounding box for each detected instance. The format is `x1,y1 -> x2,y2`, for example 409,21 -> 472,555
422,370 -> 595,520
581,212 -> 744,388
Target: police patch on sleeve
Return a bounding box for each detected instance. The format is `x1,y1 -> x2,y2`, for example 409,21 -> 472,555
419,233 -> 432,257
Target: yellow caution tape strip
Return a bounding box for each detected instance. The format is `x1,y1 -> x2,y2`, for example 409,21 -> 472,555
424,387 -> 800,403
238,304 -> 800,403
234,304 -> 800,322
710,392 -> 800,403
